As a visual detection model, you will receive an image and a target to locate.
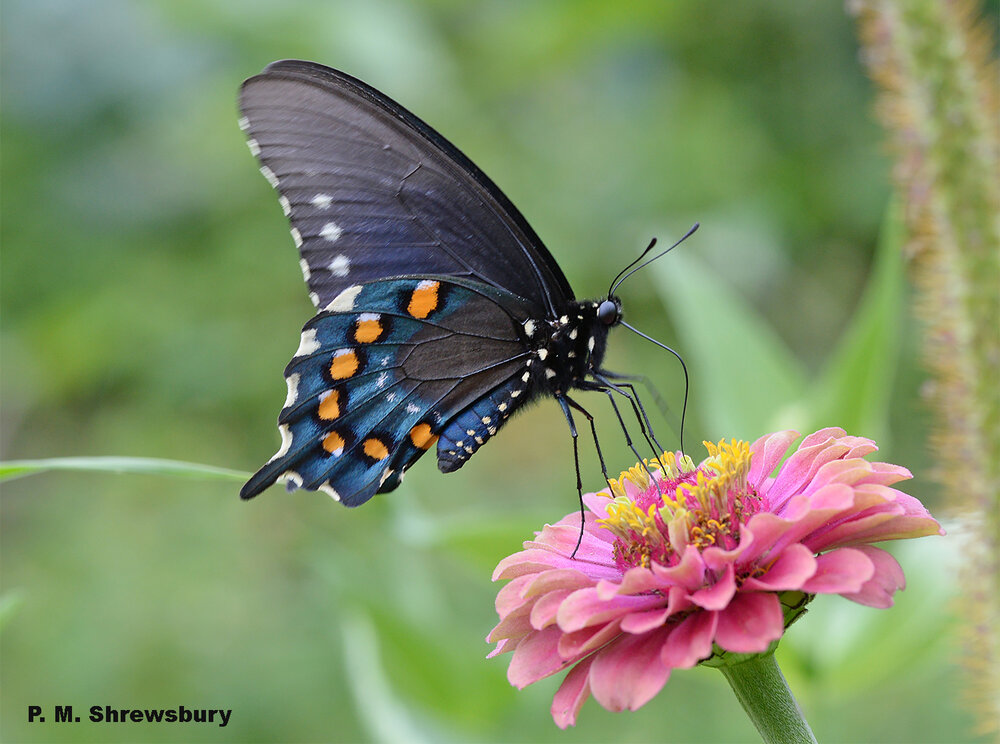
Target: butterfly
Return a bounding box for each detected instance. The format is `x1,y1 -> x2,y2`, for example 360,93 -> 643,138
238,60 -> 689,507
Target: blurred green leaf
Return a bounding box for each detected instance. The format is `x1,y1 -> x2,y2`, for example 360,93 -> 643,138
0,592 -> 25,632
808,202 -> 905,443
0,457 -> 247,483
652,251 -> 807,440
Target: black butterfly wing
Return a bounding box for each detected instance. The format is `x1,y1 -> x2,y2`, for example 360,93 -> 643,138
239,277 -> 540,505
238,60 -> 574,316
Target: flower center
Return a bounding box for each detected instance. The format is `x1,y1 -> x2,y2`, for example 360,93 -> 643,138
598,440 -> 761,571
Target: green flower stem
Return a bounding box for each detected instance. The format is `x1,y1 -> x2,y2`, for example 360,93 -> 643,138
718,652 -> 817,744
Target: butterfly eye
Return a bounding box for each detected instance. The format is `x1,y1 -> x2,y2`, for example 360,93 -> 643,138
597,299 -> 620,326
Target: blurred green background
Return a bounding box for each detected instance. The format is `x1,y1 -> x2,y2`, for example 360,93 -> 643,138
2,1 -> 994,742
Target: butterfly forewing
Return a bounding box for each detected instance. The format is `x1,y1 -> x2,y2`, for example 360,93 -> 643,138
238,60 -> 573,315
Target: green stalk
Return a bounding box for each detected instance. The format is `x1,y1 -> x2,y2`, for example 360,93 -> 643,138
851,0 -> 1000,735
718,653 -> 817,744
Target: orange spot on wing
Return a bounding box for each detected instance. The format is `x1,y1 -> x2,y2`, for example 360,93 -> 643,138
363,438 -> 389,462
329,350 -> 359,379
322,430 -> 345,455
409,423 -> 438,450
407,280 -> 440,319
317,390 -> 341,420
354,316 -> 383,343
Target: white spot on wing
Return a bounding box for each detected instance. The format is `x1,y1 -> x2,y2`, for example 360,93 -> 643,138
406,403 -> 420,414
311,193 -> 333,210
588,337 -> 596,352
538,348 -> 548,360
329,254 -> 350,277
295,328 -> 320,357
319,482 -> 341,501
308,292 -> 320,307
377,372 -> 388,388
290,227 -> 303,248
281,470 -> 303,487
238,116 -> 250,131
246,138 -> 261,157
321,221 -> 343,243
279,195 -> 291,216
283,373 -> 300,408
260,165 -> 279,188
386,392 -> 397,403
299,259 -> 311,282
269,424 -> 294,461
326,285 -> 362,312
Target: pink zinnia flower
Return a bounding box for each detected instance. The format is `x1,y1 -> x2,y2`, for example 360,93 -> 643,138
487,427 -> 943,728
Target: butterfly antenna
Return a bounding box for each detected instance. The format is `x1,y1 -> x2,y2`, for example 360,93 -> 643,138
620,321 -> 689,453
607,237 -> 658,299
610,223 -> 699,297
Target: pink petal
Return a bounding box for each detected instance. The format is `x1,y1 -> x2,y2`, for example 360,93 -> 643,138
742,543 -> 817,591
748,430 -> 800,487
661,611 -> 718,668
557,588 -> 664,632
551,656 -> 594,729
507,626 -> 572,688
742,484 -> 858,565
523,568 -> 595,599
493,548 -> 620,583
839,546 -> 906,608
558,620 -> 624,658
487,601 -> 535,645
526,522 -> 616,562
530,589 -> 576,630
618,565 -> 674,594
703,526 -> 755,569
799,427 -> 848,447
650,545 -> 706,591
767,435 -> 855,509
800,547 -> 875,595
588,626 -> 673,712
582,492 -> 615,519
690,564 -> 737,610
714,592 -> 784,653
805,486 -> 943,551
486,638 -> 511,658
620,607 -> 671,634
495,574 -> 534,617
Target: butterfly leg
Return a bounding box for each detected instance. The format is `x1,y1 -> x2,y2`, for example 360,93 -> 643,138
579,381 -> 664,496
598,338 -> 690,452
597,371 -> 672,426
556,395 -> 586,558
594,373 -> 666,457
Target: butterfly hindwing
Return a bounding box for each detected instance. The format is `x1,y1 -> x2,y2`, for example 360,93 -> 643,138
240,277 -> 540,506
238,60 -> 573,316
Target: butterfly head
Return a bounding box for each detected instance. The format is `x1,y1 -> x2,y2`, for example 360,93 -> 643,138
597,297 -> 623,327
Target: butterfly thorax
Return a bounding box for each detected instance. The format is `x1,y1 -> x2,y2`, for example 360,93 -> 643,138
522,299 -> 618,395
